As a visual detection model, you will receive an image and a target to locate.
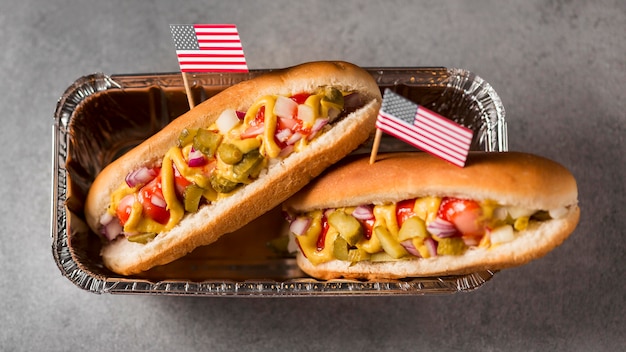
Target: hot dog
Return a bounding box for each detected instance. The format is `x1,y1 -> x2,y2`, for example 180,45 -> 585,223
84,61 -> 382,275
282,152 -> 580,280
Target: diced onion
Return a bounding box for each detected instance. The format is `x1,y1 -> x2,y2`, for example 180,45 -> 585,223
427,218 -> 459,238
490,225 -> 515,244
273,95 -> 298,119
216,109 -> 240,134
289,217 -> 311,236
327,107 -> 340,121
401,239 -> 422,257
150,194 -> 167,208
297,104 -> 315,124
352,205 -> 374,220
236,110 -> 246,120
506,206 -> 535,219
188,147 -> 207,167
549,207 -> 568,219
463,236 -> 480,247
493,207 -> 508,220
99,213 -> 123,241
125,166 -> 158,188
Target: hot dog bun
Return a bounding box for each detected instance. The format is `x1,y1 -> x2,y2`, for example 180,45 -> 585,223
85,61 -> 382,275
283,152 -> 580,279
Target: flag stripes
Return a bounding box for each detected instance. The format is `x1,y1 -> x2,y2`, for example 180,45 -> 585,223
375,89 -> 473,167
170,24 -> 248,73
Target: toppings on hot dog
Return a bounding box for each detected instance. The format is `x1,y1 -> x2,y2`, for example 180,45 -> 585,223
282,152 -> 580,280
102,87 -> 349,243
85,61 -> 382,275
287,196 -> 569,265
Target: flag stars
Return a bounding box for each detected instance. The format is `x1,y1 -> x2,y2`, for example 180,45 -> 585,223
170,25 -> 200,50
381,92 -> 418,125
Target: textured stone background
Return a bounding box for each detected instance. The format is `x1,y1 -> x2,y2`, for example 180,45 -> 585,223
1,0 -> 623,351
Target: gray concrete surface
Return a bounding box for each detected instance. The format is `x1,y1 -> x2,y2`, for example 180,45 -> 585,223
1,0 -> 624,351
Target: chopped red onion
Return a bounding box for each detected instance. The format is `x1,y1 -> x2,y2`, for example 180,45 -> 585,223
401,239 -> 422,257
188,147 -> 207,167
125,166 -> 158,188
311,118 -> 329,132
307,118 -> 329,140
425,237 -> 438,257
278,116 -> 299,130
289,217 -> 311,236
286,132 -> 303,145
236,110 -> 246,120
99,213 -> 123,241
282,210 -> 294,222
278,145 -> 294,158
172,164 -> 186,195
99,212 -> 114,226
275,128 -> 293,143
427,218 -> 459,238
352,205 -> 374,220
241,124 -> 265,139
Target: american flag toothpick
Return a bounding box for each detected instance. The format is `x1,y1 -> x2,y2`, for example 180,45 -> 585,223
370,89 -> 474,167
170,24 -> 248,108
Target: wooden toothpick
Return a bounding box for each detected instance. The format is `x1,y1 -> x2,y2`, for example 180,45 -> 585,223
182,72 -> 196,109
369,128 -> 383,164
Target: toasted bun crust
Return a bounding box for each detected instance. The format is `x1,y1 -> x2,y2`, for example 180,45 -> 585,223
285,152 -> 580,279
85,61 -> 382,275
284,152 -> 578,212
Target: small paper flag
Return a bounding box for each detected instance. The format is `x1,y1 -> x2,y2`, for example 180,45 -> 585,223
375,89 -> 473,167
169,24 -> 248,73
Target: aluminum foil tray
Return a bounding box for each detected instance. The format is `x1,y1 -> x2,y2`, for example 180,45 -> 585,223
52,67 -> 507,296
